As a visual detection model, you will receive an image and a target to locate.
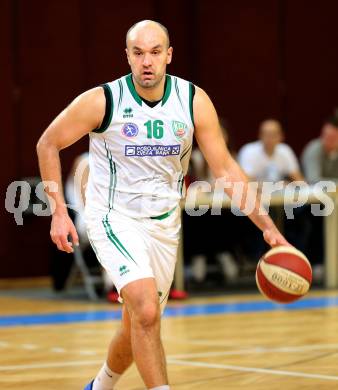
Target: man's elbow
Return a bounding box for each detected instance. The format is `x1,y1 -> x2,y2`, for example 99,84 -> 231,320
36,133 -> 57,157
36,134 -> 47,157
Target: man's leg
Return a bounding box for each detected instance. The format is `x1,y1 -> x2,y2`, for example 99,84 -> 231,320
121,277 -> 168,388
106,305 -> 133,373
93,305 -> 133,389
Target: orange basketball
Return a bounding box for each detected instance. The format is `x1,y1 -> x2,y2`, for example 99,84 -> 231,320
256,246 -> 312,303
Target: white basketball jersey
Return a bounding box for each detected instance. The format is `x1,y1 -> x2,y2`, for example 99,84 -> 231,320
85,74 -> 194,218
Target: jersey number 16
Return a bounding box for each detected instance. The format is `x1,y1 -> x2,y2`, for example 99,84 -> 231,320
144,120 -> 164,139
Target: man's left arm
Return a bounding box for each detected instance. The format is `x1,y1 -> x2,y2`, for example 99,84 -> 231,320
192,86 -> 290,247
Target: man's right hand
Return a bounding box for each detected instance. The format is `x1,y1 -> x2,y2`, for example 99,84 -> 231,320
50,211 -> 79,253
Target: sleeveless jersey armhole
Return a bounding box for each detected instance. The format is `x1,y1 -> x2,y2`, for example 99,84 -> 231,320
189,82 -> 195,127
92,84 -> 114,133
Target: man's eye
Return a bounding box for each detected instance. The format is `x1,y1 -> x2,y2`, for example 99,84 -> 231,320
134,52 -> 142,56
152,51 -> 159,55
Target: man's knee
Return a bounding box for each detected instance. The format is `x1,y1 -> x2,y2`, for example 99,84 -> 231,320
131,301 -> 161,330
121,279 -> 161,329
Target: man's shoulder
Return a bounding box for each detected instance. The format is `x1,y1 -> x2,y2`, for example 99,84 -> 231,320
239,141 -> 261,154
304,138 -> 321,151
276,142 -> 296,155
170,74 -> 193,84
101,75 -> 127,87
301,138 -> 322,158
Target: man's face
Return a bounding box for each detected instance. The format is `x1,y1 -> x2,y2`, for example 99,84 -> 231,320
126,24 -> 172,89
259,120 -> 283,151
321,124 -> 338,153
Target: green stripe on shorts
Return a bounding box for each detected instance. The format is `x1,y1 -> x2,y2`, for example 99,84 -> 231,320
102,215 -> 138,266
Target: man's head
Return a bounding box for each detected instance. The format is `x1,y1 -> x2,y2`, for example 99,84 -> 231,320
320,116 -> 338,153
125,20 -> 172,89
259,119 -> 284,154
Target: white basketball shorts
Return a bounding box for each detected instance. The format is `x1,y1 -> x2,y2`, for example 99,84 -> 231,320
85,206 -> 181,309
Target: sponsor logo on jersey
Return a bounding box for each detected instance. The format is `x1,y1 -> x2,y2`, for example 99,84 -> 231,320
119,265 -> 130,276
123,107 -> 133,118
172,120 -> 187,139
125,145 -> 181,157
122,122 -> 138,137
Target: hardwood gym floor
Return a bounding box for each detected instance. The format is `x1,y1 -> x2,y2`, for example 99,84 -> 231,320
1,290 -> 338,389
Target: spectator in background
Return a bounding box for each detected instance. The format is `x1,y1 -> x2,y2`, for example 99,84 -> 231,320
300,113 -> 338,280
237,119 -> 306,260
238,119 -> 304,183
301,114 -> 338,183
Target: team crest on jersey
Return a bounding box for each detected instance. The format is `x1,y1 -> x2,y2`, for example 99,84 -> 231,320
172,120 -> 187,140
122,122 -> 139,137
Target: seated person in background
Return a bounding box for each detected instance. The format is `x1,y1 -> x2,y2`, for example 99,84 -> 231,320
238,119 -> 306,260
301,114 -> 338,183
300,112 -> 338,280
238,119 -> 303,183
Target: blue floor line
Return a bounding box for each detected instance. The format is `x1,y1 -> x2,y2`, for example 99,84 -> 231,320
0,295 -> 337,328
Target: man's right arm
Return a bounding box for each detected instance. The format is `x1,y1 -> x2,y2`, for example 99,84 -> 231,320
36,87 -> 105,252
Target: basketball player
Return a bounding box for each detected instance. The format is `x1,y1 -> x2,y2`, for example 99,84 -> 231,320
36,20 -> 289,390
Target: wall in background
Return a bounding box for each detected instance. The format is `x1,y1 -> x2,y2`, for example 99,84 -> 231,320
1,0 -> 337,277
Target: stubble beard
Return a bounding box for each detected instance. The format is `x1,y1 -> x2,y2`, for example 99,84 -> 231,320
135,72 -> 164,89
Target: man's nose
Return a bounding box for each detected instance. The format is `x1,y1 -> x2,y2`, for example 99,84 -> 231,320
142,53 -> 152,66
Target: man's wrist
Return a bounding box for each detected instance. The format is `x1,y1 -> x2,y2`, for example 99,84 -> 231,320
53,202 -> 68,216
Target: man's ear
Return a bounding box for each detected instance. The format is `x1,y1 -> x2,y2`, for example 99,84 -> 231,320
167,46 -> 173,65
125,48 -> 131,65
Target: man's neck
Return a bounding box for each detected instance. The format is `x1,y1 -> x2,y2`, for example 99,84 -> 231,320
263,145 -> 275,157
132,75 -> 166,102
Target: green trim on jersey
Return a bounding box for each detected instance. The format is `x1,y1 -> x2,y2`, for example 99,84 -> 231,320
150,206 -> 177,220
93,83 -> 113,133
180,144 -> 192,161
126,74 -> 143,106
118,79 -> 123,110
189,82 -> 195,127
174,77 -> 183,109
161,75 -> 172,106
102,215 -> 138,265
177,172 -> 184,196
104,141 -> 117,210
125,74 -> 172,107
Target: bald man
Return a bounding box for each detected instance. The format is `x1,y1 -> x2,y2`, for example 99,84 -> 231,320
238,119 -> 304,182
37,21 -> 289,390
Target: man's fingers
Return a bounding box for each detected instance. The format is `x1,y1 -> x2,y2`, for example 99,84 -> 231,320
269,237 -> 277,247
51,233 -> 73,253
59,235 -> 74,253
50,214 -> 78,253
54,238 -> 65,252
69,225 -> 79,247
